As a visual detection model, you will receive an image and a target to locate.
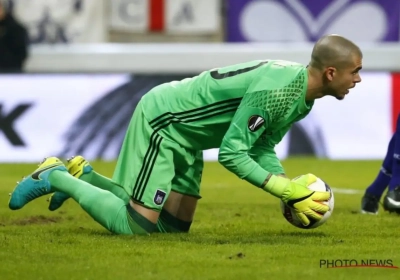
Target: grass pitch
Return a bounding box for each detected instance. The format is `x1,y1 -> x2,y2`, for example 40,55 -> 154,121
0,158 -> 400,280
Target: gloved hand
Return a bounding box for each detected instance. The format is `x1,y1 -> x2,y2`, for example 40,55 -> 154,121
262,173 -> 330,226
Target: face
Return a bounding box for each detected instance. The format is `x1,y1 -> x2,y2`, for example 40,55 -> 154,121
322,55 -> 363,100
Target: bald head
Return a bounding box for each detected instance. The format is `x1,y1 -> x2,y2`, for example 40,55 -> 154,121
309,34 -> 362,70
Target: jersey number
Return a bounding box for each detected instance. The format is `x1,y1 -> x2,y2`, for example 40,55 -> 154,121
210,60 -> 268,79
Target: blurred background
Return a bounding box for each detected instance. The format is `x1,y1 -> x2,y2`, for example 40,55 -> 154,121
0,0 -> 399,163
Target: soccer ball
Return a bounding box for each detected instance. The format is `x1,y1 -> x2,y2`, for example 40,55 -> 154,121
280,177 -> 334,229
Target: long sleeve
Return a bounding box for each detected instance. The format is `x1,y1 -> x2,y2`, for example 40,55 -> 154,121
218,101 -> 272,187
251,124 -> 292,175
248,143 -> 284,176
218,62 -> 310,187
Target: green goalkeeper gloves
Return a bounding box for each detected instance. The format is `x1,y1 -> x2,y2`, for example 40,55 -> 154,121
262,173 -> 330,226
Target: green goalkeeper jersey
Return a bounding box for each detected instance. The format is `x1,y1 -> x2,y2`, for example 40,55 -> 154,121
140,60 -> 313,187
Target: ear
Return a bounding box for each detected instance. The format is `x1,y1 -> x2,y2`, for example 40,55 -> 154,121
325,67 -> 336,82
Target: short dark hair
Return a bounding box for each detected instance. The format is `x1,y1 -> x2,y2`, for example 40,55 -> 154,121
309,35 -> 362,70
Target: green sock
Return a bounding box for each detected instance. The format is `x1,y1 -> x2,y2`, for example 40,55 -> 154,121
156,209 -> 192,233
80,171 -> 130,204
49,170 -> 153,235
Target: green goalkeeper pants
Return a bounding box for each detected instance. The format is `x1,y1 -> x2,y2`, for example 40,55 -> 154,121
49,100 -> 203,234
112,100 -> 204,211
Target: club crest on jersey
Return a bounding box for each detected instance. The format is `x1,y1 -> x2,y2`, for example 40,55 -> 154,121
248,115 -> 265,132
154,189 -> 166,205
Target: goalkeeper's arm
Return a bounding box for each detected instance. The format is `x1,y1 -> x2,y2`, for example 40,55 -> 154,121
218,104 -> 330,225
218,105 -> 273,188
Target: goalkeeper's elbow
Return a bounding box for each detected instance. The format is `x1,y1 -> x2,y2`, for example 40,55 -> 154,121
218,146 -> 242,174
218,149 -> 250,179
217,148 -> 232,169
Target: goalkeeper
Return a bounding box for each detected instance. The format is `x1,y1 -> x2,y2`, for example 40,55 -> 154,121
9,34 -> 363,235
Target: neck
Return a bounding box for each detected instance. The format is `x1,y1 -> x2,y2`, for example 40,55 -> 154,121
305,67 -> 324,102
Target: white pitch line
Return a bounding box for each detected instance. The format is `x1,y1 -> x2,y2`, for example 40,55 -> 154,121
206,184 -> 363,195
331,188 -> 363,194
